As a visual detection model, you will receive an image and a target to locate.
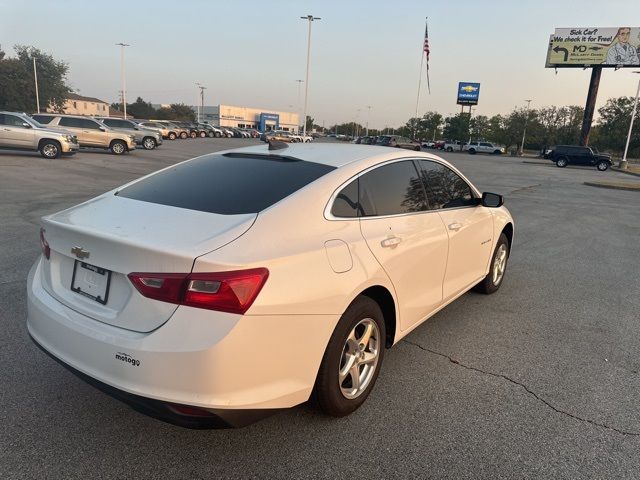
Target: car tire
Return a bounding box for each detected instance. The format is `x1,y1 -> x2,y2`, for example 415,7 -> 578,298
39,140 -> 61,159
468,149 -> 476,155
207,131 -> 214,138
109,140 -> 127,155
474,233 -> 509,295
180,132 -> 188,139
596,161 -> 609,171
556,156 -> 568,168
142,137 -> 157,150
313,295 -> 386,417
168,132 -> 177,140
446,147 -> 453,152
199,131 -> 207,138
493,150 -> 502,155
189,131 -> 197,139
414,145 -> 421,151
215,132 -> 221,138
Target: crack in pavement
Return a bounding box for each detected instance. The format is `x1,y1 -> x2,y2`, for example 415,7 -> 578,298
402,339 -> 640,437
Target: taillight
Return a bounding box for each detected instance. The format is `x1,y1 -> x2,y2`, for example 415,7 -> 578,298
128,268 -> 269,315
39,227 -> 50,260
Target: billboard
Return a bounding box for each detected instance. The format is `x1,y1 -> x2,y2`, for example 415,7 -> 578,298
546,27 -> 640,67
457,82 -> 480,105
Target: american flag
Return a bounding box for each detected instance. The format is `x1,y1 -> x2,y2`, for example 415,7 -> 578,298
423,21 -> 430,60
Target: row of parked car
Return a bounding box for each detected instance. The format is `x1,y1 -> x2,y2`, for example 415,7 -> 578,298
260,130 -> 313,143
0,110 -> 262,159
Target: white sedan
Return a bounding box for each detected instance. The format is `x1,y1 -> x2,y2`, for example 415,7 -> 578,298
27,143 -> 514,428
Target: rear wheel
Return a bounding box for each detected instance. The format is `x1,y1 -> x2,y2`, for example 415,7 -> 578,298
596,161 -> 609,171
468,148 -> 476,155
168,132 -> 177,140
180,132 -> 188,139
313,296 -> 385,417
207,131 -> 214,138
109,140 -> 127,155
556,156 -> 569,168
474,233 -> 509,294
190,131 -> 197,139
446,147 -> 453,152
414,145 -> 421,151
215,132 -> 221,138
39,140 -> 61,159
142,137 -> 157,150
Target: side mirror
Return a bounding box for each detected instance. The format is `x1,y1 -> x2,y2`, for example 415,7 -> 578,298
22,122 -> 32,129
99,127 -> 106,132
482,192 -> 504,208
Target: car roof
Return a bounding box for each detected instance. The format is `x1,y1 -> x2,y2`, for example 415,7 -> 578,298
217,143 -> 434,168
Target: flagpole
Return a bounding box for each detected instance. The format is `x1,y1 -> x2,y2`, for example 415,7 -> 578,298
414,17 -> 429,120
414,54 -> 424,119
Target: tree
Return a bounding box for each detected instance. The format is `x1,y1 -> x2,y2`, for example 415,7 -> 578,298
0,45 -> 71,112
443,113 -> 470,143
155,103 -> 195,121
127,97 -> 157,119
593,96 -> 639,155
305,115 -> 314,131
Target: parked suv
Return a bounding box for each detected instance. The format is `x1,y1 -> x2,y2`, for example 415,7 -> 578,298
32,114 -> 136,155
547,145 -> 612,171
136,121 -> 177,140
95,117 -> 162,150
464,141 -> 505,155
378,135 -> 421,151
150,120 -> 189,139
0,111 -> 79,159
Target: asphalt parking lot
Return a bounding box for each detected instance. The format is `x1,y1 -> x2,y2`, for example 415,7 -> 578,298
1,139 -> 639,479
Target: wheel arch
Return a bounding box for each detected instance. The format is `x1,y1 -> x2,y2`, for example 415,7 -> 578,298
37,138 -> 61,150
358,285 -> 397,348
502,222 -> 514,254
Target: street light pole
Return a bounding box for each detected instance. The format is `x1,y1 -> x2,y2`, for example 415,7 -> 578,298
300,15 -> 320,137
620,71 -> 640,171
365,105 -> 372,136
116,43 -> 130,119
295,79 -> 304,132
32,56 -> 40,113
196,83 -> 206,123
519,99 -> 532,155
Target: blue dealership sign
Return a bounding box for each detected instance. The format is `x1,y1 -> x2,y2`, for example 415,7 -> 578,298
457,82 -> 480,105
259,112 -> 280,131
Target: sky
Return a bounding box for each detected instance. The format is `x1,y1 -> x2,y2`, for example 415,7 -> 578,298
2,0 -> 640,128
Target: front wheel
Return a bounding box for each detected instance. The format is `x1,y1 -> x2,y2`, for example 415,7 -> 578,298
313,296 -> 385,417
109,140 -> 127,155
39,141 -> 61,159
556,156 -> 569,168
596,161 -> 609,171
474,233 -> 509,294
142,137 -> 157,150
207,131 -> 215,138
468,149 -> 476,155
168,132 -> 177,140
446,147 -> 453,152
199,131 -> 207,138
180,132 -> 188,139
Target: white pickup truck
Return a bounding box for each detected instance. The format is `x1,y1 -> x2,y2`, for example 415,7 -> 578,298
463,141 -> 505,155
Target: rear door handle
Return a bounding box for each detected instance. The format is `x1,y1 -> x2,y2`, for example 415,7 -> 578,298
448,222 -> 463,231
381,236 -> 402,248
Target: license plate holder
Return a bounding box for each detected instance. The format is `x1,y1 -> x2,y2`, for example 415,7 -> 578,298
71,261 -> 112,305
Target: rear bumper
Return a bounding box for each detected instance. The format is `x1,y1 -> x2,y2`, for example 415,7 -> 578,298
26,258 -> 338,426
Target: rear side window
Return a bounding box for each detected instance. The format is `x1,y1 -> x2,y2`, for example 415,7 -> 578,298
58,117 -> 83,128
0,114 -> 25,126
419,160 -> 475,209
331,179 -> 359,218
359,161 -> 427,216
116,153 -> 335,215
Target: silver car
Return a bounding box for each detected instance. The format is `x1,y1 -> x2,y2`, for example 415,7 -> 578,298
0,111 -> 79,159
95,117 -> 162,150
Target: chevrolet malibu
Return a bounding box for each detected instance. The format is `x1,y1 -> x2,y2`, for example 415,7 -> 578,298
27,143 -> 514,428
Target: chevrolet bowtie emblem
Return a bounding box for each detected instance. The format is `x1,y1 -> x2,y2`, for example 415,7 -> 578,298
71,246 -> 90,259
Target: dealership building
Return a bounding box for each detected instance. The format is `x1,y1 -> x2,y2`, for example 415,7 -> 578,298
193,105 -> 300,132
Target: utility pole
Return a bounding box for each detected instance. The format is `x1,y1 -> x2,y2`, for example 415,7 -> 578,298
295,79 -> 304,132
579,67 -> 602,146
116,43 -> 130,119
32,55 -> 40,113
620,71 -> 640,171
196,83 -> 206,123
519,99 -> 532,155
300,15 -> 321,137
365,105 -> 372,136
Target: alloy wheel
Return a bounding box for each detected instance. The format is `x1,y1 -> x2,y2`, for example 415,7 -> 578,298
492,244 -> 508,285
339,318 -> 381,399
42,144 -> 58,158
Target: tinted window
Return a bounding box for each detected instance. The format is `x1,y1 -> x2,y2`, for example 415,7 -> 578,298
0,114 -> 26,127
419,160 -> 475,210
103,119 -> 128,128
480,142 -> 491,147
81,119 -> 101,129
359,161 -> 427,217
331,179 -> 359,218
116,153 -> 335,215
58,117 -> 84,128
32,115 -> 54,124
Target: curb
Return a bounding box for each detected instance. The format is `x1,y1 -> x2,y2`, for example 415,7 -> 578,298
583,181 -> 640,192
611,167 -> 640,178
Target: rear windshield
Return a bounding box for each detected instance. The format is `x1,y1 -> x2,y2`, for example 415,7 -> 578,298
116,153 -> 335,214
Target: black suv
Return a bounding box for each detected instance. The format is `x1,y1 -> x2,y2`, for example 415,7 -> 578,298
546,145 -> 612,171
